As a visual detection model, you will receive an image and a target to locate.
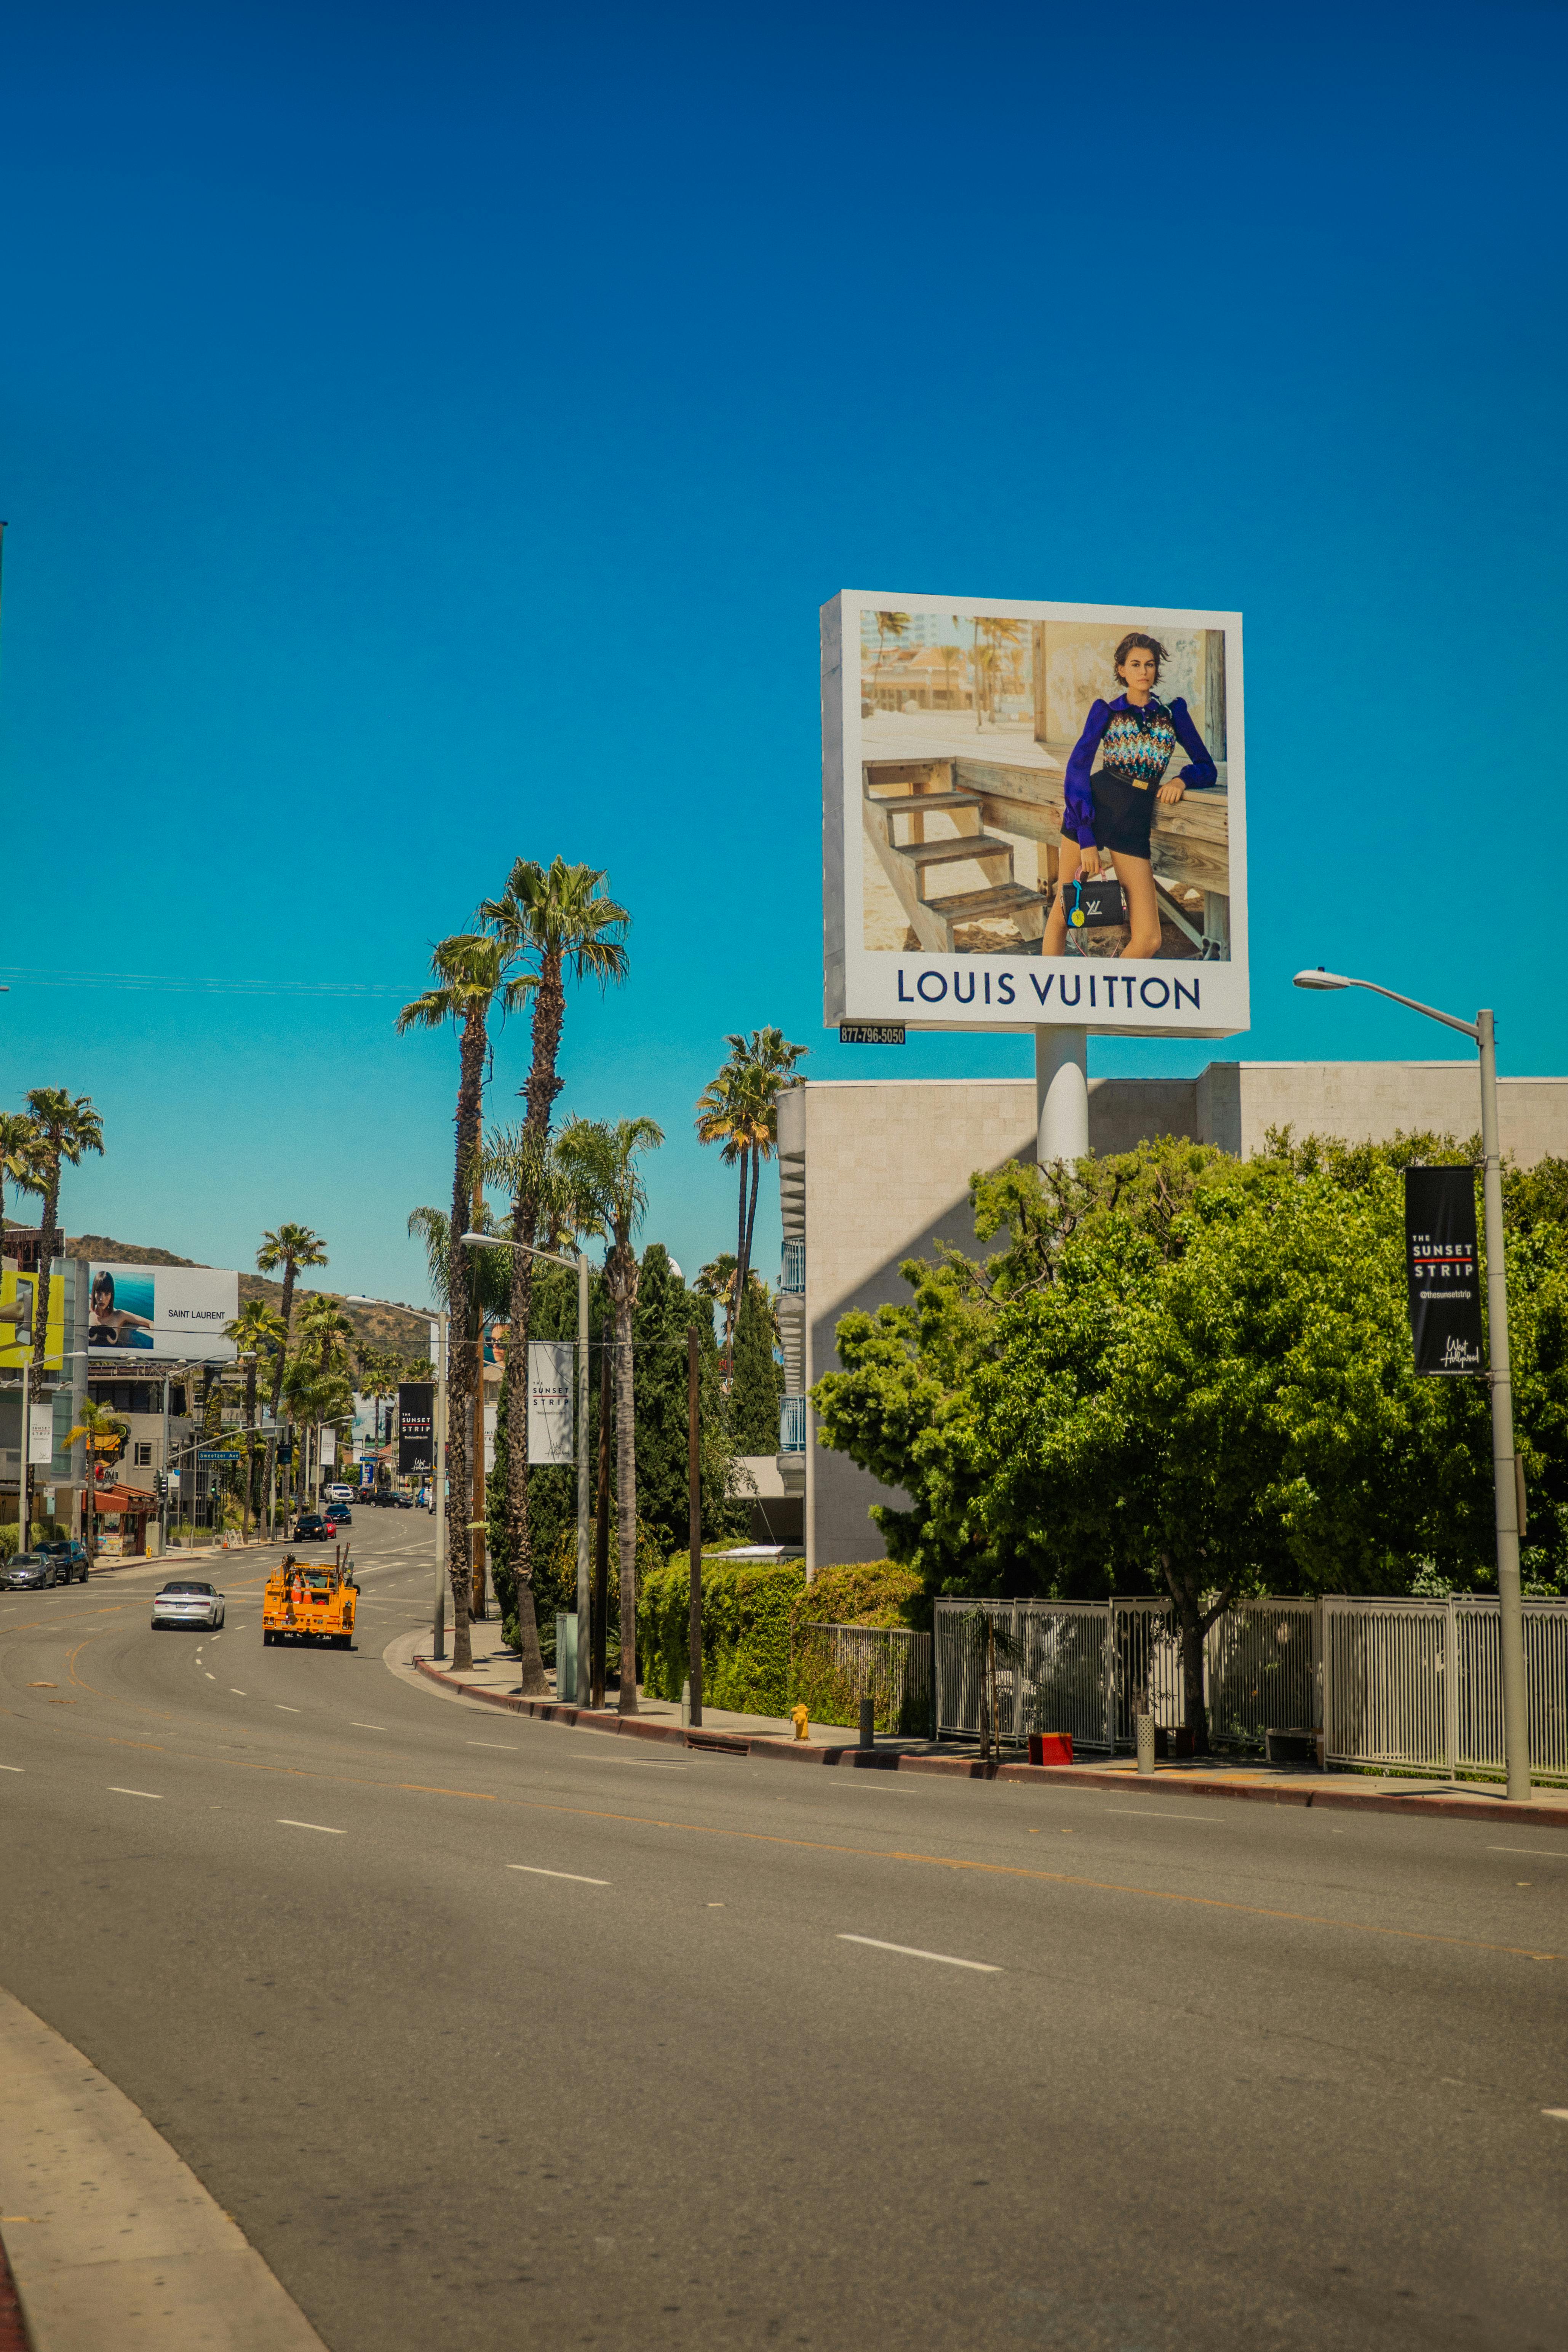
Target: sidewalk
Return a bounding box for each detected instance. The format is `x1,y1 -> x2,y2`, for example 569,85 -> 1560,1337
400,1614 -> 1568,1831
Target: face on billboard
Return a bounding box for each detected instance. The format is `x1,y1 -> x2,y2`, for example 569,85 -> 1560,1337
87,1263 -> 238,1359
822,593 -> 1247,1038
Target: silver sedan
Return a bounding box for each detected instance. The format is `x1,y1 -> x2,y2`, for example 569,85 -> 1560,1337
151,1580 -> 226,1630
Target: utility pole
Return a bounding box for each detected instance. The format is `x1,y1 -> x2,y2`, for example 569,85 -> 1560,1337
575,1248 -> 590,1701
432,1309 -> 448,1660
471,1167 -> 487,1620
687,1324 -> 703,1728
593,1322 -> 611,1708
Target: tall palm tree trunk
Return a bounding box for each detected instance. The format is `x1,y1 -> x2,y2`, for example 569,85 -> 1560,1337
739,1142 -> 762,1303
726,1140 -> 749,1373
614,1289 -> 638,1715
444,1006 -> 487,1673
504,945 -> 565,1695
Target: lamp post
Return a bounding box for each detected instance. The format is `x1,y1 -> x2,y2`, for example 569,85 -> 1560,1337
1293,968 -> 1530,1799
462,1234 -> 590,1702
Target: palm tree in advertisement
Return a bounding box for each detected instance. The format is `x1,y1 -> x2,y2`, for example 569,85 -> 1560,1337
555,1115 -> 664,1716
475,859 -> 629,1693
971,616 -> 1026,730
870,610 -> 910,705
256,1224 -> 328,1535
935,644 -> 964,712
397,932 -> 529,1673
226,1298 -> 286,1537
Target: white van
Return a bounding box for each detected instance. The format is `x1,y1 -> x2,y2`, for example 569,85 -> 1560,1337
325,1483 -> 356,1505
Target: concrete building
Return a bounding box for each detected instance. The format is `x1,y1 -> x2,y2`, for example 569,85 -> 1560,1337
775,1062 -> 1568,1574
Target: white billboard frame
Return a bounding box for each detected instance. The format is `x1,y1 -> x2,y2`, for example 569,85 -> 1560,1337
85,1262 -> 239,1361
823,589 -> 1248,1040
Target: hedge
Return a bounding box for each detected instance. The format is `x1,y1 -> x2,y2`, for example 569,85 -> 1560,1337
788,1561 -> 927,1636
640,1553 -> 806,1716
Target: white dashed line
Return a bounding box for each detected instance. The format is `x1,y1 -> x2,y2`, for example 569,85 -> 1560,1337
0,1765 -> 24,1773
277,1819 -> 345,1834
1490,1847 -> 1568,1861
467,1742 -> 517,1750
1103,1808 -> 1208,1822
1544,2108 -> 1568,2122
507,1864 -> 610,1886
109,1787 -> 165,1801
351,1723 -> 386,1730
838,1935 -> 1000,1973
276,1705 -> 300,1712
230,1689 -> 247,1696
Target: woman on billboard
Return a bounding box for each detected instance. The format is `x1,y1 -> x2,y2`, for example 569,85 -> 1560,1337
1041,632 -> 1217,959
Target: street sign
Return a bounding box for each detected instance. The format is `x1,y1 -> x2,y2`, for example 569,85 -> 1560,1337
198,1449 -> 245,1463
1404,1166 -> 1484,1376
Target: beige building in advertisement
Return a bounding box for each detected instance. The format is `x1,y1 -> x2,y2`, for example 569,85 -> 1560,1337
776,1063 -> 1568,1574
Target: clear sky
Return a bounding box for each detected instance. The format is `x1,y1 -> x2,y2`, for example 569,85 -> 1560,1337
2,1 -> 1563,1303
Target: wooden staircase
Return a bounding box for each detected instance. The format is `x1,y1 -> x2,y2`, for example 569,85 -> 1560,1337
863,760 -> 1048,953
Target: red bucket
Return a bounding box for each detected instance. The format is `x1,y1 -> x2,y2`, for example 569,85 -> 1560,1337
1026,1732 -> 1073,1767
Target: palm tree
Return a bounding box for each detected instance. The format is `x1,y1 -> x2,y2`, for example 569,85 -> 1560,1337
475,860 -> 629,1685
65,1398 -> 129,1562
23,1090 -> 104,1372
871,610 -> 910,699
256,1224 -> 328,1539
397,932 -> 530,1672
555,1114 -> 663,1715
694,1029 -> 807,1369
227,1298 -> 286,1536
0,1110 -> 45,1243
478,1123 -> 596,1692
935,644 -> 964,711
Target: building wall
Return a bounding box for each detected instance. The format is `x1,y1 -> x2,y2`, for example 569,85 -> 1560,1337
790,1062 -> 1568,1571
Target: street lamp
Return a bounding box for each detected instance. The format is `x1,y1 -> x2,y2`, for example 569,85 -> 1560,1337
1293,967 -> 1530,1798
462,1233 -> 591,1703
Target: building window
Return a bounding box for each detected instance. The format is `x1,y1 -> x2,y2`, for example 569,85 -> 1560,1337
134,1442 -> 153,1468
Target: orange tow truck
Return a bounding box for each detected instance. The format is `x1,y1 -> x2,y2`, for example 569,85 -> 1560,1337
263,1551 -> 358,1648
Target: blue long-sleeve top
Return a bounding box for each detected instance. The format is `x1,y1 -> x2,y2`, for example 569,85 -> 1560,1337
1061,692 -> 1218,849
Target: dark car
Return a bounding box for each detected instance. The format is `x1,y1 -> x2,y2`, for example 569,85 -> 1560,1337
38,1540 -> 90,1584
369,1488 -> 402,1508
293,1513 -> 333,1542
389,1489 -> 414,1509
4,1552 -> 59,1591
324,1502 -> 352,1525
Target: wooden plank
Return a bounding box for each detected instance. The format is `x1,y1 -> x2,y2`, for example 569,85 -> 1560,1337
952,756 -> 1230,896
894,833 -> 1015,869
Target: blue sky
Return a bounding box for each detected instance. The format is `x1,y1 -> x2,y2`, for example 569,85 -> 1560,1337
2,2 -> 1564,1303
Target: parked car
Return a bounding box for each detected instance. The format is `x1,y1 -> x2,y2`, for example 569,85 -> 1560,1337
293,1513 -> 333,1542
388,1489 -> 414,1509
5,1552 -> 61,1591
368,1488 -> 400,1508
151,1580 -> 226,1630
324,1502 -> 352,1525
37,1540 -> 90,1583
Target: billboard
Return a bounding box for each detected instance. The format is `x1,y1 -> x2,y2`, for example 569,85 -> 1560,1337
823,592 -> 1247,1038
0,1268 -> 64,1371
86,1262 -> 238,1359
398,1382 -> 434,1473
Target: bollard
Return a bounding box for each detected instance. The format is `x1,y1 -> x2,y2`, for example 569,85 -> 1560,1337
859,1696 -> 875,1751
679,1677 -> 691,1728
1135,1711 -> 1156,1775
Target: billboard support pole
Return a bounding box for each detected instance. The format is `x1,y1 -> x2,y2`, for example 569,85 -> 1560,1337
1478,1008 -> 1530,1802
1036,1026 -> 1088,1165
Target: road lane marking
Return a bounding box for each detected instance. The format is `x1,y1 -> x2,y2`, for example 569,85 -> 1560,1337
0,1765 -> 23,1773
467,1742 -> 518,1750
1544,2108 -> 1568,2121
351,1723 -> 387,1731
839,1935 -> 1000,1973
276,1705 -> 300,1712
230,1689 -> 247,1696
205,1673 -> 216,1680
277,1819 -> 345,1834
583,1757 -> 685,1770
507,1864 -> 610,1885
1491,1847 -> 1568,1860
109,1788 -> 164,1800
1104,1809 -> 1208,1822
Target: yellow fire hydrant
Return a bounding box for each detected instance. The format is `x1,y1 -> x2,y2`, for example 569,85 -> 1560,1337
791,1703 -> 810,1741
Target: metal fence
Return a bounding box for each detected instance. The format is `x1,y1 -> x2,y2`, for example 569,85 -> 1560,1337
933,1594 -> 1568,1781
790,1621 -> 932,1736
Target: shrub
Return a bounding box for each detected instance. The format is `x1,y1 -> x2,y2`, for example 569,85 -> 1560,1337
789,1561 -> 928,1636
641,1553 -> 806,1716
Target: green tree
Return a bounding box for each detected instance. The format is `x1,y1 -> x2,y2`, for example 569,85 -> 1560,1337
630,1244 -> 745,1555
0,1110 -> 45,1241
397,933 -> 529,1670
556,1114 -> 664,1712
255,1225 -> 329,1414
729,1273 -> 784,1455
477,860 -> 630,1675
227,1298 -> 286,1533
694,1027 -> 806,1369
65,1397 -> 129,1561
813,1138 -> 1568,1747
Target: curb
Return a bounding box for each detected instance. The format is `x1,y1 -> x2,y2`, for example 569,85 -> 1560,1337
0,2230 -> 28,2352
408,1658 -> 1568,1830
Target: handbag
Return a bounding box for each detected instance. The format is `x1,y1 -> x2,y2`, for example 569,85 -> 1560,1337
1062,871 -> 1126,929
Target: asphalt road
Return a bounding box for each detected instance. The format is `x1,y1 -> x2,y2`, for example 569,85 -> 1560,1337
2,1514 -> 1566,2352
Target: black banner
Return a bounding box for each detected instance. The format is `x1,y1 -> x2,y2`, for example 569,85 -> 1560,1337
1404,1167 -> 1484,1377
397,1381 -> 434,1471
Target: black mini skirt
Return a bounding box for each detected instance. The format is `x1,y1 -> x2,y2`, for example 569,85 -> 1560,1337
1090,766 -> 1156,858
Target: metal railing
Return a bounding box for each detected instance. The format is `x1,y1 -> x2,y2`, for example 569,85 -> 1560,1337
790,1622 -> 932,1736
932,1593 -> 1568,1780
778,1395 -> 807,1454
